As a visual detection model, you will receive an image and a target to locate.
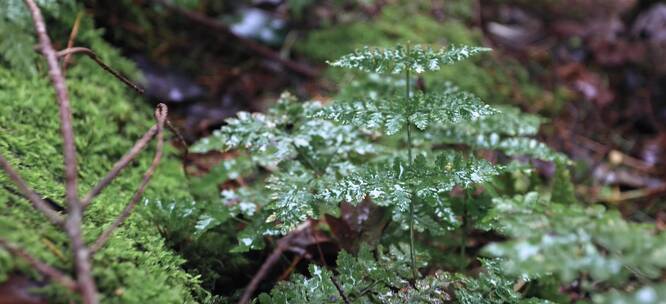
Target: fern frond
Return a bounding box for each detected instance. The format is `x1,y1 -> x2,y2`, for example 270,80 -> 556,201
409,86 -> 498,131
482,192 -> 666,284
316,83 -> 497,135
259,245 -> 541,303
431,105 -> 565,161
329,44 -> 491,74
322,151 -> 499,230
193,93 -> 378,166
592,284 -> 666,304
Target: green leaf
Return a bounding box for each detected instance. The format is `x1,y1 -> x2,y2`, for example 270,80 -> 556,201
329,44 -> 491,74
592,284 -> 666,304
317,83 -> 496,135
194,92 -> 378,168
430,105 -> 565,162
265,164 -> 317,233
322,152 -> 498,232
482,193 -> 666,285
551,160 -> 576,205
410,86 -> 498,129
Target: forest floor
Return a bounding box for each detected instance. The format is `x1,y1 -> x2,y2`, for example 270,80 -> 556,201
85,0 -> 666,299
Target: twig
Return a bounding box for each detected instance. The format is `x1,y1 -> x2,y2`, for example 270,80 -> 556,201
238,222 -> 310,304
166,119 -> 190,178
23,1 -> 98,303
57,47 -> 145,95
89,104 -> 168,254
330,275 -> 351,304
62,11 -> 84,72
0,155 -> 64,225
309,220 -> 327,266
152,0 -> 318,78
0,238 -> 78,292
81,124 -> 158,208
24,0 -> 79,218
276,255 -> 303,281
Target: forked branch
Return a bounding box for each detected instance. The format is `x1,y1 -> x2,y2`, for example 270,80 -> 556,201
89,104 -> 167,254
81,124 -> 158,208
0,239 -> 78,292
57,47 -> 145,95
0,2 -> 174,304
0,155 -> 64,225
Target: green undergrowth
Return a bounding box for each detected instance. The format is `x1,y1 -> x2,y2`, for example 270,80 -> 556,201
0,2 -> 207,303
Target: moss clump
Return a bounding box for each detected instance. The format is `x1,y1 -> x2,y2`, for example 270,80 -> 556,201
0,5 -> 201,303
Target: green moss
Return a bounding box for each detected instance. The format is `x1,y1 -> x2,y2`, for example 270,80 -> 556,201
0,7 -> 200,304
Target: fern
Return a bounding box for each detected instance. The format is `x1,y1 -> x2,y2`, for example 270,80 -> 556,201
481,192 -> 666,285
328,45 -> 491,74
193,42 -> 655,302
258,245 -> 544,303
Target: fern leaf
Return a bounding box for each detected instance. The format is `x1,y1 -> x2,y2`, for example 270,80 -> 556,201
431,105 -> 565,161
329,44 -> 491,74
409,86 -> 498,131
193,93 -> 378,166
316,83 -> 496,135
482,193 -> 666,284
259,245 -> 543,303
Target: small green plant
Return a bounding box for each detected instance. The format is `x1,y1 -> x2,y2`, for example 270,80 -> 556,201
194,43 -> 666,303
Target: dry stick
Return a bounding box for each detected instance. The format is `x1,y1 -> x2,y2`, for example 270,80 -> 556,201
165,119 -> 191,179
89,104 -> 168,254
57,47 -> 145,95
153,0 -> 318,78
62,11 -> 84,72
238,223 -> 310,304
81,125 -> 158,208
23,1 -> 98,303
0,155 -> 64,225
0,239 -> 78,292
330,275 -> 351,304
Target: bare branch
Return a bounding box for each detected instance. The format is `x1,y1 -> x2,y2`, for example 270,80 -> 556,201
0,155 -> 64,225
330,275 -> 351,304
23,0 -> 79,211
62,11 -> 84,72
81,125 -> 158,208
0,238 -> 78,292
90,104 -> 168,254
238,222 -> 311,304
23,1 -> 97,302
152,0 -> 318,78
57,47 -> 145,95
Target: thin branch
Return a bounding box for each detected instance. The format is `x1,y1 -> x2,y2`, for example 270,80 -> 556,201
152,0 -> 318,78
166,119 -> 190,179
24,0 -> 79,212
57,47 -> 145,95
238,222 -> 310,304
62,11 -> 84,72
81,125 -> 158,208
23,1 -> 97,302
89,104 -> 168,254
330,275 -> 351,304
0,238 -> 78,292
0,155 -> 64,225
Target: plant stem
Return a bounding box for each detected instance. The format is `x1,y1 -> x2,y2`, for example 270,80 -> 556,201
461,197 -> 467,258
404,44 -> 417,281
461,190 -> 471,261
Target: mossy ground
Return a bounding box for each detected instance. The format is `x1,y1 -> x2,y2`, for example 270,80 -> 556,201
0,6 -> 204,303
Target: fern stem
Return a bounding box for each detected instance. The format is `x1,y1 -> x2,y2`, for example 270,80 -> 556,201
405,44 -> 417,281
461,190 -> 471,261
